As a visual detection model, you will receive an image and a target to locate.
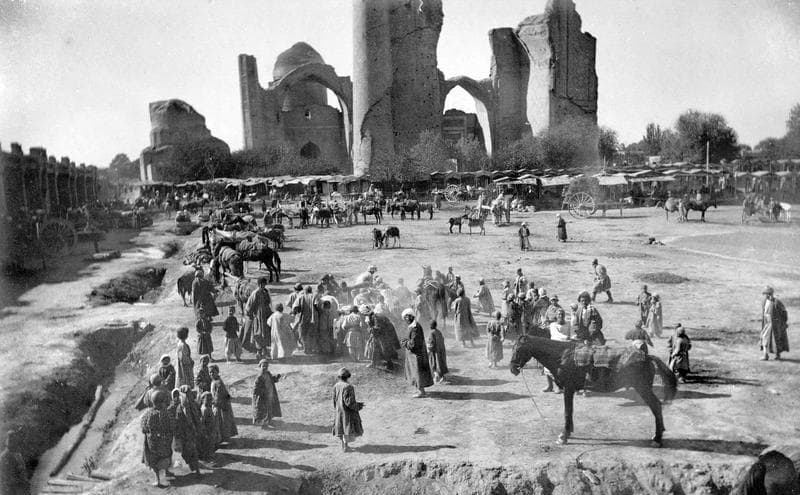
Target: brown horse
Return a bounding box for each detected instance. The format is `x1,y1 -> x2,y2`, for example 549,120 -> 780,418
510,335 -> 677,447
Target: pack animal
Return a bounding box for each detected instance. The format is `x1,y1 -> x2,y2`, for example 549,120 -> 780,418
383,226 -> 400,248
510,336 -> 677,447
372,228 -> 384,249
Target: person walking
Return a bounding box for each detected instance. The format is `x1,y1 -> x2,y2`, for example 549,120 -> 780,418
760,286 -> 789,361
668,324 -> 692,382
252,360 -> 282,427
556,214 -> 567,242
518,222 -> 531,251
426,320 -> 449,383
293,286 -> 319,354
401,309 -> 434,398
591,259 -> 613,303
486,311 -> 504,368
332,368 -> 364,452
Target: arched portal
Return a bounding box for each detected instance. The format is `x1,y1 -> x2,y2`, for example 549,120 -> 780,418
272,63 -> 354,158
441,76 -> 495,156
300,141 -> 321,159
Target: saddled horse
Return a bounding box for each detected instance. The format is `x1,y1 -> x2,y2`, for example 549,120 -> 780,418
681,193 -> 716,222
213,235 -> 281,282
509,335 -> 677,447
359,201 -> 382,224
311,205 -> 335,227
663,196 -> 685,222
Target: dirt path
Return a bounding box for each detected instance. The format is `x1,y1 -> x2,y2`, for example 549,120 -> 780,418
7,205 -> 800,494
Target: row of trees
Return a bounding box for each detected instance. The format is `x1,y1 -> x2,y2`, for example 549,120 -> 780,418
753,104 -> 800,160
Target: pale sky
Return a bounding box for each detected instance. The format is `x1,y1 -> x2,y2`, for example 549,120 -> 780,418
1,0 -> 799,167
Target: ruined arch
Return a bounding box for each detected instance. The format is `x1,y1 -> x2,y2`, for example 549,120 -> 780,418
441,76 -> 495,155
272,63 -> 353,157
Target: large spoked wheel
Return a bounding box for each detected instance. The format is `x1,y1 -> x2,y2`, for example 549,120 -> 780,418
38,219 -> 77,258
443,184 -> 461,203
567,192 -> 597,218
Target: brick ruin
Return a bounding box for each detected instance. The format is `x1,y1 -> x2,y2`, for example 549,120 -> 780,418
139,99 -> 230,182
239,0 -> 598,176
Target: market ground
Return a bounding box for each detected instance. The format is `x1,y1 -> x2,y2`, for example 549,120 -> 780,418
2,204 -> 799,494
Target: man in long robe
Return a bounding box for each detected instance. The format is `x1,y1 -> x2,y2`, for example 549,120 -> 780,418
245,278 -> 272,359
761,286 -> 789,360
452,288 -> 479,347
473,279 -> 495,314
293,286 -> 318,354
401,309 -> 434,398
637,285 -> 652,325
591,259 -> 613,303
192,269 -> 219,320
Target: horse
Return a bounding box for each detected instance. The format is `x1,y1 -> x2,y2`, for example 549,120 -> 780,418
259,226 -> 285,250
176,270 -> 195,306
311,205 -> 335,227
360,202 -> 382,224
384,226 -> 400,248
212,246 -> 244,283
389,200 -> 421,220
681,193 -> 716,222
663,196 -> 684,222
448,216 -> 464,234
732,448 -> 800,495
464,213 -> 487,235
509,335 -> 677,447
231,238 -> 281,283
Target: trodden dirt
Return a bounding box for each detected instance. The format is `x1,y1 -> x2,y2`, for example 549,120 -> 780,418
3,203 -> 799,494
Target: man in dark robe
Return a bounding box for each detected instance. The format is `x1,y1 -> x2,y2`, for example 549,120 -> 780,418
401,309 -> 434,398
192,268 -> 219,320
245,278 -> 272,359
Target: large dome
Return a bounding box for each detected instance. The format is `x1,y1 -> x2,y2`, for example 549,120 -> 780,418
273,42 -> 325,81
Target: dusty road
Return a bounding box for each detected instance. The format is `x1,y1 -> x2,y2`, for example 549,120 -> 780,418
4,203 -> 799,494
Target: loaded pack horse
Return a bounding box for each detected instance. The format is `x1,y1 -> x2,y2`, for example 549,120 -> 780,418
212,233 -> 281,282
681,191 -> 717,222
509,335 -> 677,447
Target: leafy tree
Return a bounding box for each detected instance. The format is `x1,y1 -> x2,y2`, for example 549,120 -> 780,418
784,103 -> 800,155
755,137 -> 783,160
404,130 -> 455,178
674,110 -> 739,163
598,126 -> 619,163
642,123 -> 663,156
454,136 -> 489,172
492,136 -> 541,170
108,153 -> 140,180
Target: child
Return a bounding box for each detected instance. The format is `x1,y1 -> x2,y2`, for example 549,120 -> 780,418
194,355 -> 211,398
668,324 -> 692,383
252,360 -> 282,427
223,307 -> 242,362
197,391 -> 218,462
486,311 -> 504,368
426,320 -> 448,383
157,354 -> 176,392
196,308 -> 214,361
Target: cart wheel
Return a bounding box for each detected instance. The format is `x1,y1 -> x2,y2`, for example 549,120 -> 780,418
38,219 -> 77,257
569,192 -> 596,218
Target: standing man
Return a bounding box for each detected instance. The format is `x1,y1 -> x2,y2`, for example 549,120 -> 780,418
192,268 -> 219,321
293,286 -> 319,354
591,259 -> 613,303
637,285 -> 652,325
245,277 -> 272,359
400,309 -> 434,398
512,268 -> 528,296
760,286 -> 789,361
518,222 -> 531,251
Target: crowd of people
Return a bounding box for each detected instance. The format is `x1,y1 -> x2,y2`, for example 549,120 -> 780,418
125,247 -> 793,489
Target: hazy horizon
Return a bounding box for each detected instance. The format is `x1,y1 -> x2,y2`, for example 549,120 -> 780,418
1,0 -> 799,168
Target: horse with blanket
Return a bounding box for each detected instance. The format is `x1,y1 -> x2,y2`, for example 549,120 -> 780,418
211,230 -> 281,282
510,336 -> 677,447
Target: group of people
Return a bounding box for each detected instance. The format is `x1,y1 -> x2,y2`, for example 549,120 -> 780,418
516,214 -> 569,251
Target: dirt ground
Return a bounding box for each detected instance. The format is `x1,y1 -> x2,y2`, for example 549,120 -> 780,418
3,203 -> 800,494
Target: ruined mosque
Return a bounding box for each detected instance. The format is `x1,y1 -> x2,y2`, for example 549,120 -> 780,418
239,0 -> 598,176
